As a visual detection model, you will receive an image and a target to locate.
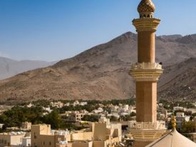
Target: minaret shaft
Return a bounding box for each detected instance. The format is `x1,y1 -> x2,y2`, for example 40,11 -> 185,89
133,19 -> 160,122
131,13 -> 160,123
138,31 -> 155,63
136,81 -> 157,122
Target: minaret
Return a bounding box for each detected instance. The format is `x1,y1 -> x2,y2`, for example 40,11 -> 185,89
129,0 -> 166,146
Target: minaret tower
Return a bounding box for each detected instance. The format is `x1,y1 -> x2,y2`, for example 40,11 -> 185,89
129,0 -> 166,146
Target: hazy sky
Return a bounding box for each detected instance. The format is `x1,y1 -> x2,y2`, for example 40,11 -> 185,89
0,0 -> 195,61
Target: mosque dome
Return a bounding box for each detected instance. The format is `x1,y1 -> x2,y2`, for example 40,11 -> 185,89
137,0 -> 155,18
146,129 -> 196,147
146,116 -> 196,147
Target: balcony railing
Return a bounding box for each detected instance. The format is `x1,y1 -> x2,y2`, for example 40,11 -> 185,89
129,121 -> 166,130
131,62 -> 162,70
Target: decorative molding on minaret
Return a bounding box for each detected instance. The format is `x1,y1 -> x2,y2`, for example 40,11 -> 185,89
132,18 -> 160,32
130,62 -> 163,82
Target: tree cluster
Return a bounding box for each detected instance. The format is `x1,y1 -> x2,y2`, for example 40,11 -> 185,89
0,106 -> 64,130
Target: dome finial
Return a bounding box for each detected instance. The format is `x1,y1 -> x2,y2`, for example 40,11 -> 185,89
137,0 -> 155,18
171,115 -> 177,130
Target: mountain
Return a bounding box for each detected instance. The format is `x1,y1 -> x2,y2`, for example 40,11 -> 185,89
159,58 -> 196,100
0,32 -> 195,104
0,57 -> 55,80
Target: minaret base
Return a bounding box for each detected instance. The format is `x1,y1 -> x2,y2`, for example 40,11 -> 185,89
129,121 -> 166,147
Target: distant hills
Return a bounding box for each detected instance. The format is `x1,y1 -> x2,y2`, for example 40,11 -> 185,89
0,57 -> 54,80
0,32 -> 195,104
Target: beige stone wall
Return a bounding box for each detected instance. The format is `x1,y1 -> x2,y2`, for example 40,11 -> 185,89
11,135 -> 25,145
67,143 -> 73,147
93,141 -> 105,147
72,141 -> 93,147
31,125 -> 43,147
40,124 -> 51,135
64,134 -> 71,142
0,134 -> 24,146
31,124 -> 51,145
39,135 -> 55,147
56,144 -> 67,147
71,132 -> 92,141
109,123 -> 122,141
32,134 -> 66,147
92,123 -> 107,141
30,123 -> 122,147
56,142 -> 73,147
31,124 -> 67,147
0,134 -> 11,146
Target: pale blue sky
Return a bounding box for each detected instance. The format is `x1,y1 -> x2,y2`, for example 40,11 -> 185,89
0,0 -> 195,61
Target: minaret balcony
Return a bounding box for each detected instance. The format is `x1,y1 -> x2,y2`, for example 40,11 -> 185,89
130,62 -> 163,81
129,121 -> 166,130
133,18 -> 160,32
129,121 -> 166,141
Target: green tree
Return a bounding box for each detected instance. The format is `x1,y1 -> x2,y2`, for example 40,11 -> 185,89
82,114 -> 100,122
42,110 -> 63,129
110,116 -> 118,122
181,121 -> 195,133
0,105 -> 45,128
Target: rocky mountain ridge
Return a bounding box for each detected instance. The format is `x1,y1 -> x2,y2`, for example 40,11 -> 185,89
0,32 -> 195,104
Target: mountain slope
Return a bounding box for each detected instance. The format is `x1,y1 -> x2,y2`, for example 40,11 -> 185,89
0,32 -> 195,104
159,58 -> 196,100
0,57 -> 54,80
